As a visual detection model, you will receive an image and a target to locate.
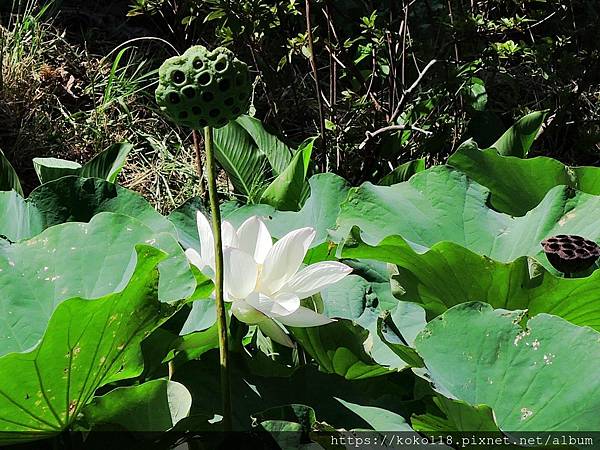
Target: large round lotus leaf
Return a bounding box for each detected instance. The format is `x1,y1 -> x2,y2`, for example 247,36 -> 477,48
0,212 -> 194,356
156,45 -> 251,129
336,165 -> 600,268
448,140 -> 600,216
342,234 -> 600,329
414,303 -> 600,431
0,245 -> 177,442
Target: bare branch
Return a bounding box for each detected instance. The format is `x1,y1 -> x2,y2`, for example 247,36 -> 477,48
389,59 -> 438,123
358,124 -> 432,150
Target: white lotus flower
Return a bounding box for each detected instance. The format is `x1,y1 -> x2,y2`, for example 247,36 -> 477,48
185,212 -> 352,347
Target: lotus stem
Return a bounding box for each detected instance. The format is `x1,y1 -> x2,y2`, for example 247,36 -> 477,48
195,127 -> 232,431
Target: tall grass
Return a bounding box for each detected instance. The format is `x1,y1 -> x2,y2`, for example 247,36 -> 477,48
0,1 -> 209,209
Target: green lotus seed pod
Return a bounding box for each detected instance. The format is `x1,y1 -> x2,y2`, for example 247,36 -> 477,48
155,45 -> 251,129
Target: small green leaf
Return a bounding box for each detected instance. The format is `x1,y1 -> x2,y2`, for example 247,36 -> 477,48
32,157 -> 82,184
80,142 -> 132,183
378,159 -> 425,185
260,138 -> 313,211
490,110 -> 546,157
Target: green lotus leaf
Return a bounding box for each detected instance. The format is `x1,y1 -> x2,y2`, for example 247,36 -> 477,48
342,233 -> 600,329
81,379 -> 191,432
448,139 -> 600,216
0,176 -> 177,242
170,173 -> 349,253
415,302 -> 600,431
31,143 -> 132,185
33,157 -> 82,184
320,264 -> 415,371
412,396 -> 499,433
0,191 -> 44,242
0,212 -> 194,356
336,165 -> 600,267
29,176 -> 175,235
335,398 -> 414,432
0,245 -> 178,442
290,320 -> 390,379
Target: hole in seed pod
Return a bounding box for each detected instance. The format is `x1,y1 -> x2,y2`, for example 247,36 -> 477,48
562,249 -> 575,257
549,243 -> 560,251
556,234 -> 568,239
182,86 -> 196,99
193,58 -> 204,70
209,108 -> 220,117
562,243 -> 575,250
171,70 -> 185,84
192,106 -> 202,116
225,97 -> 234,106
215,59 -> 227,72
572,235 -> 585,241
198,119 -> 207,127
585,244 -> 596,252
168,92 -> 181,104
179,111 -> 188,119
202,91 -> 214,102
197,72 -> 211,86
547,238 -> 558,243
219,79 -> 231,91
576,248 -> 588,256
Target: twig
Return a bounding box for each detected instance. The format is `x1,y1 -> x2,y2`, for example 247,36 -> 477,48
322,3 -> 383,112
305,0 -> 328,171
389,59 -> 437,123
358,124 -> 432,150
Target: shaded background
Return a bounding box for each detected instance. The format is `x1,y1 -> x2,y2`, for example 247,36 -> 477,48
1,0 -> 599,208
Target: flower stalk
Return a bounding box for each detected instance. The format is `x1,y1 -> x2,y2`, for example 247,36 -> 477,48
194,127 -> 232,431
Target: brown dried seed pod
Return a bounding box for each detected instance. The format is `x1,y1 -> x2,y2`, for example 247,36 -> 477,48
541,235 -> 600,274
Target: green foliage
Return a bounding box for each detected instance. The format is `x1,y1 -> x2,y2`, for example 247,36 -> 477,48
32,142 -> 132,184
3,2 -> 600,443
448,140 -> 600,216
415,303 -> 600,431
0,245 -> 178,442
81,379 -> 192,432
336,166 -> 600,271
259,138 -> 313,210
342,233 -> 600,329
